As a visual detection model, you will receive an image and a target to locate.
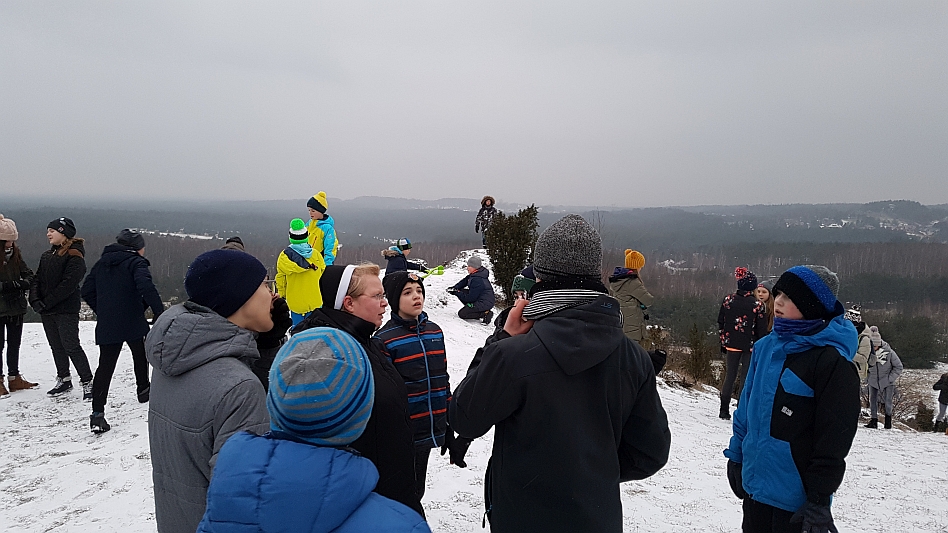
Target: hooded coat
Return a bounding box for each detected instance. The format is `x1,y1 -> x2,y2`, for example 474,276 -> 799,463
308,215 -> 339,266
29,239 -> 86,315
0,252 -> 33,318
724,310 -> 860,513
197,432 -> 431,533
608,268 -> 654,343
449,294 -> 671,533
81,243 -> 164,345
867,340 -> 903,391
382,247 -> 424,274
275,245 -> 324,315
450,267 -> 495,313
145,302 -> 270,533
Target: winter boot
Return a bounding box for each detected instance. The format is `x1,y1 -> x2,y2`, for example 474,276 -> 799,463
719,397 -> 731,420
81,380 -> 93,401
0,378 -> 8,398
864,418 -> 878,429
482,310 -> 494,325
884,415 -> 892,429
8,375 -> 38,391
935,420 -> 947,433
90,412 -> 111,434
47,376 -> 73,396
137,384 -> 150,404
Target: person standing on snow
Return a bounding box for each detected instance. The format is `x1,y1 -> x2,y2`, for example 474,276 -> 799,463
447,255 -> 495,324
0,214 -> 38,396
29,217 -> 94,399
276,218 -> 324,326
81,229 -> 164,433
933,372 -> 948,433
844,305 -> 871,383
306,192 -> 339,266
608,249 -> 653,345
449,214 -> 671,533
474,195 -> 497,247
381,238 -> 426,275
717,267 -> 769,420
864,325 -> 903,430
724,265 -> 860,533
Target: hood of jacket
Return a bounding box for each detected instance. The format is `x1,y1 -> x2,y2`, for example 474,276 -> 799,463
99,243 -> 148,267
52,238 -> 86,258
470,266 -> 489,279
146,301 -> 259,377
532,294 -> 626,376
382,247 -> 404,258
316,214 -> 335,229
608,267 -> 638,283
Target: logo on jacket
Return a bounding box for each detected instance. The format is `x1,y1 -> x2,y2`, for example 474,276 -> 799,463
781,406 -> 793,417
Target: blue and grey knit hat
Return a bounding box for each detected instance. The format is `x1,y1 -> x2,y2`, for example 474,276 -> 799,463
267,327 -> 375,446
773,265 -> 840,320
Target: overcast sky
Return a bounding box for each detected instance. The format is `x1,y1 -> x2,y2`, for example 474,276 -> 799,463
2,2 -> 946,207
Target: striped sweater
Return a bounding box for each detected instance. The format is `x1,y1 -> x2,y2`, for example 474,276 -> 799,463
376,312 -> 451,449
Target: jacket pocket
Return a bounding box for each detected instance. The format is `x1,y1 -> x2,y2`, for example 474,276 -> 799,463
771,369 -> 815,442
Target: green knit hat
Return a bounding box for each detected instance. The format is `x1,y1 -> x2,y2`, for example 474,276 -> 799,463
289,218 -> 308,244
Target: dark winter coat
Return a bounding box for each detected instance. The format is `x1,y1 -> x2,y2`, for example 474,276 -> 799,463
81,243 -> 164,346
145,302 -> 270,533
725,309 -> 860,513
475,204 -> 497,234
0,253 -> 33,318
196,432 -> 430,533
934,373 -> 948,405
718,290 -> 768,352
608,268 -> 654,343
293,308 -> 423,516
449,294 -> 671,533
451,267 -> 495,313
29,239 -> 86,315
376,312 -> 451,449
382,248 -> 424,274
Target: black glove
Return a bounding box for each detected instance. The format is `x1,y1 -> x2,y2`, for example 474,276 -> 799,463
790,501 -> 838,533
441,428 -> 472,468
726,460 -> 747,500
257,297 -> 292,349
0,281 -> 12,292
648,349 -> 667,374
31,300 -> 46,313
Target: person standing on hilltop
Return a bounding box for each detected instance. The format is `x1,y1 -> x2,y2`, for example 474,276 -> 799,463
306,192 -> 339,266
474,195 -> 497,247
81,229 -> 164,433
381,238 -> 426,275
276,219 -> 324,326
864,325 -> 903,430
29,217 -> 94,399
0,214 -> 38,397
608,249 -> 654,346
717,267 -> 769,420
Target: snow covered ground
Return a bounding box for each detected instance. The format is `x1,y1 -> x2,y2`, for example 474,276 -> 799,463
2,251 -> 947,532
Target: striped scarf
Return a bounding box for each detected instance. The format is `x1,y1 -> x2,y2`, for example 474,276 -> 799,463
522,289 -> 603,321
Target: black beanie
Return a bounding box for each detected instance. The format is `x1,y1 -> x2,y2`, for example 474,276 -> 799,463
116,229 -> 145,250
383,271 -> 425,317
185,249 -> 267,318
773,265 -> 840,320
307,194 -> 327,214
48,217 -> 77,239
320,265 -> 356,310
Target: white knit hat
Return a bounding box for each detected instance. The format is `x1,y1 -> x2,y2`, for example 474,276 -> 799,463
0,215 -> 18,241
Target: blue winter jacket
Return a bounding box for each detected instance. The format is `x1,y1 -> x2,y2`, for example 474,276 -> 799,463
450,267 -> 495,312
725,306 -> 860,512
197,432 -> 431,533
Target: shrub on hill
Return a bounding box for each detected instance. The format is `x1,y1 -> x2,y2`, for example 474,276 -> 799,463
485,205 -> 539,304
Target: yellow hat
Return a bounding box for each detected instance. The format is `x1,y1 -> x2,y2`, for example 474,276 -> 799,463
307,191 -> 328,214
624,249 -> 645,270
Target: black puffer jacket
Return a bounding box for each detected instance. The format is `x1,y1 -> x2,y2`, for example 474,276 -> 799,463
450,294 -> 671,533
717,290 -> 768,352
81,243 -> 164,345
29,239 -> 87,315
933,373 -> 948,405
0,253 -> 33,318
292,308 -> 423,517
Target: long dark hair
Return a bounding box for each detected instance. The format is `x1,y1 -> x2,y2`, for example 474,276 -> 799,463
0,240 -> 24,274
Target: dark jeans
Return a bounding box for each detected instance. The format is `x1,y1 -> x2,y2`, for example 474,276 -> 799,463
42,313 -> 92,382
458,306 -> 490,320
721,349 -> 751,401
414,447 -> 431,500
742,498 -> 801,533
92,339 -> 149,413
1,315 -> 24,376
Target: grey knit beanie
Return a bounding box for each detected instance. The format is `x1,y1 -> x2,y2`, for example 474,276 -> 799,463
467,255 -> 482,269
533,214 -> 602,280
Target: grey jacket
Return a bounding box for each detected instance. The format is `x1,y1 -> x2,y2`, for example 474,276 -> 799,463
609,275 -> 654,343
867,340 -> 903,390
145,301 -> 269,533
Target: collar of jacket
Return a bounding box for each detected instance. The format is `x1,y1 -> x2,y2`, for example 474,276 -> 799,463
388,311 -> 428,331
292,307 -> 376,344
608,267 -> 638,283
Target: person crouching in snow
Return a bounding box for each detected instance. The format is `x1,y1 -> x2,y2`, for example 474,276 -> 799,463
276,218 -> 324,326
724,265 -> 860,533
447,255 -> 495,324
864,325 -> 903,430
306,191 -> 339,266
196,327 -> 431,533
382,238 -> 425,275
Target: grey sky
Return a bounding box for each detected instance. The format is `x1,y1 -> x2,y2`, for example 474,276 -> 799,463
2,2 -> 946,207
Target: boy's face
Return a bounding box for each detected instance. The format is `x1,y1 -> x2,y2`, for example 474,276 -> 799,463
402,247 -> 411,256
398,282 -> 425,320
308,207 -> 324,221
774,292 -> 804,320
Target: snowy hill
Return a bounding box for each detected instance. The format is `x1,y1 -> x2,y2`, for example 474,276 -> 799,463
1,251 -> 947,532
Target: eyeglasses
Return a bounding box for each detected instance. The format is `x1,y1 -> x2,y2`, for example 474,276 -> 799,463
359,292 -> 386,302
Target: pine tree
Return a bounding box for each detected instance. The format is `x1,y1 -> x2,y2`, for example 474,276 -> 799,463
485,204 -> 539,304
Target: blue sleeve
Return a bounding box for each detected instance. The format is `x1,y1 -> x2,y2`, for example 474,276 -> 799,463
725,346 -> 760,463
323,226 -> 337,266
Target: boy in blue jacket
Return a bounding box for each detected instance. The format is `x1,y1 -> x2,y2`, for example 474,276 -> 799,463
724,265 -> 860,533
197,327 -> 431,533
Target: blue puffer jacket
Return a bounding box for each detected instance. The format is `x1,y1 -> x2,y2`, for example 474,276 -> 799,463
197,432 -> 431,533
376,312 -> 450,449
450,267 -> 495,312
725,308 -> 860,512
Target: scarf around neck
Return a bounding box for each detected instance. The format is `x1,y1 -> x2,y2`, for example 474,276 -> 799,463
521,289 -> 603,321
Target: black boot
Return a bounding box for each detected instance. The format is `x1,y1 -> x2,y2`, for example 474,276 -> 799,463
719,397 -> 731,420
864,418 -> 878,429
884,415 -> 892,429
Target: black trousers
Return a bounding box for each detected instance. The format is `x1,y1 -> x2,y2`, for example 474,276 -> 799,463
414,447 -> 431,500
41,313 -> 92,382
457,306 -> 489,320
721,349 -> 751,401
92,338 -> 149,413
742,498 -> 801,533
1,315 -> 24,376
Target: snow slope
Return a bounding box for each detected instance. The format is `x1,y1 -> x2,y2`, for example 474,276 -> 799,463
1,251 -> 947,532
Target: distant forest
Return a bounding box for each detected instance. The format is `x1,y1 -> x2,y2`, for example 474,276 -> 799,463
5,197 -> 946,366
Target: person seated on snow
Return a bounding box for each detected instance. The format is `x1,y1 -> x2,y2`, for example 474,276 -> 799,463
447,255 -> 495,324
376,271 -> 467,501
276,218 -> 325,326
864,325 -> 903,430
196,327 -> 431,533
145,249 -> 273,533
381,238 -> 426,275
306,191 -> 339,266
724,265 -> 860,533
